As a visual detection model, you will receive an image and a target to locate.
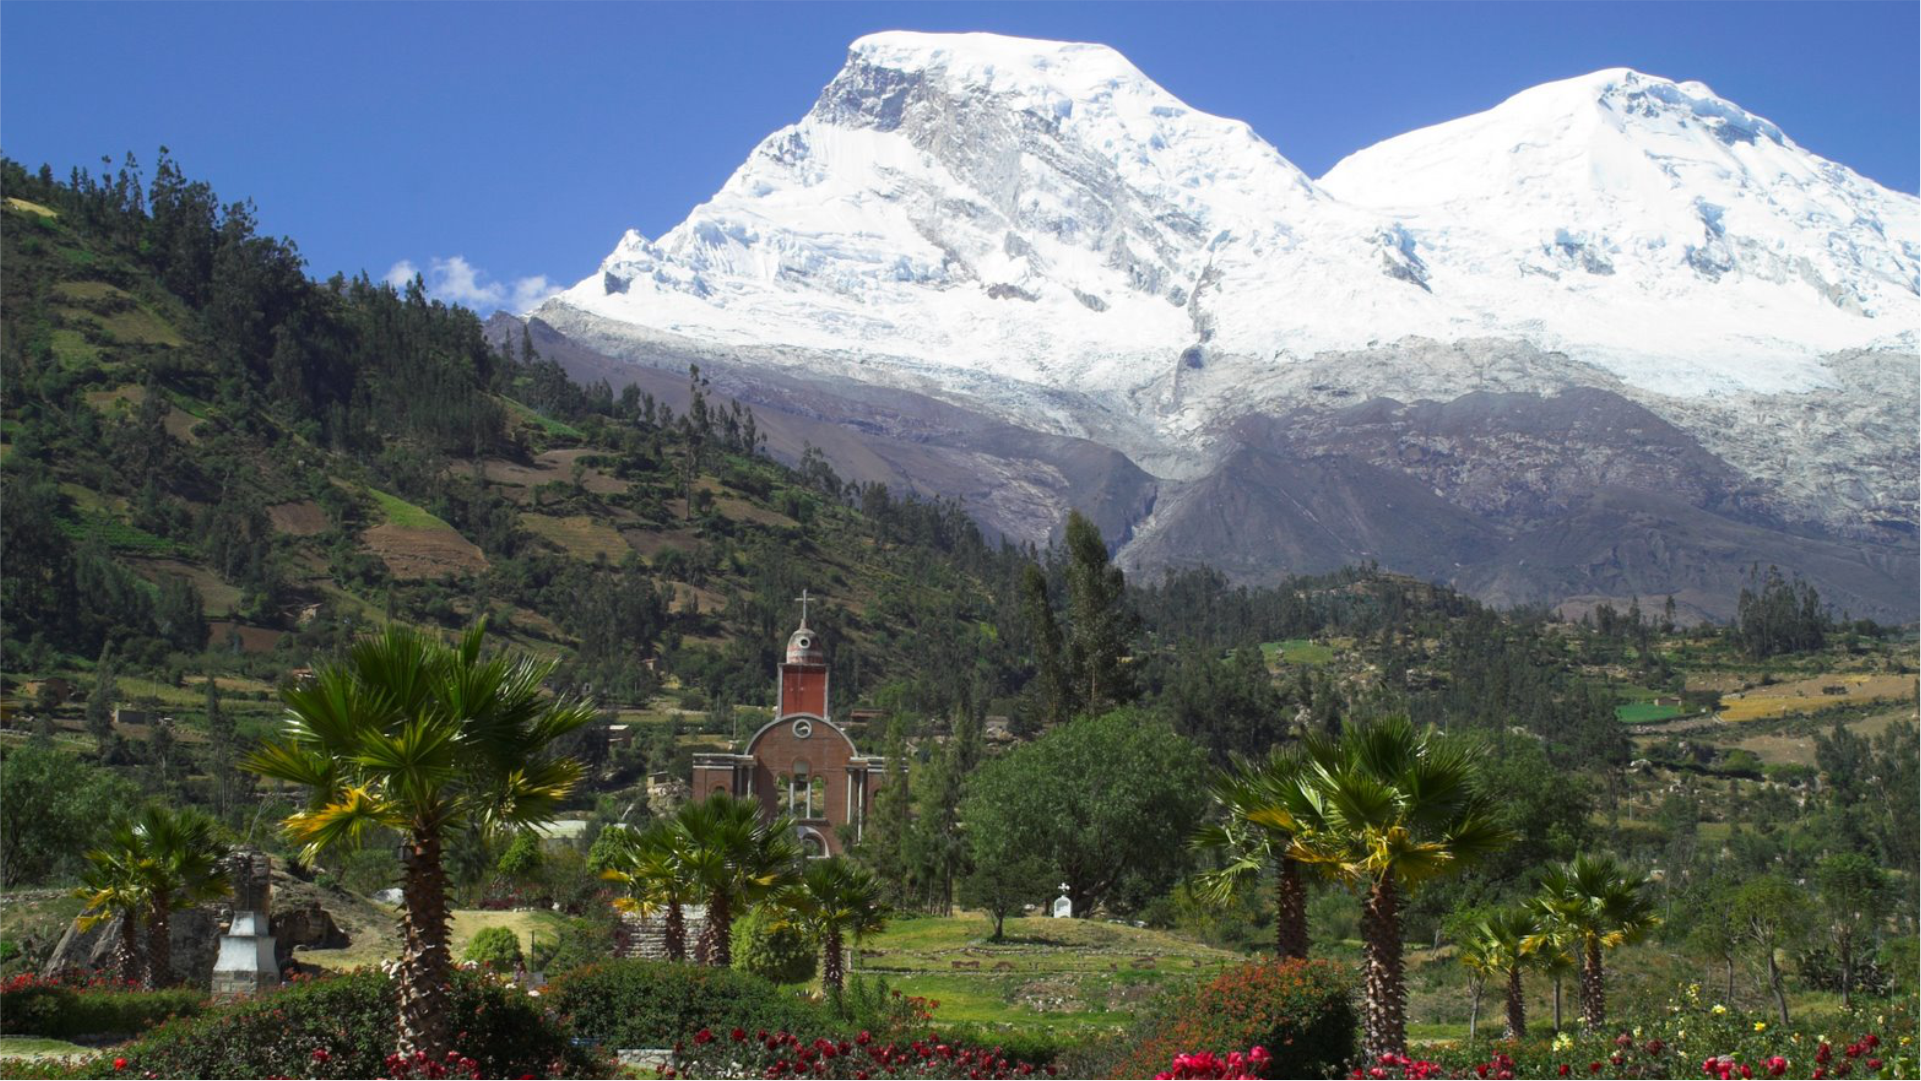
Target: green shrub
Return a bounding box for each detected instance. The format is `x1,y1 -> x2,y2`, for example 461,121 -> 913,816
44,969 -> 602,1079
0,974 -> 205,1039
546,958 -> 830,1050
731,908 -> 816,985
535,915 -> 619,976
463,925 -> 524,970
1883,935 -> 1919,995
1106,957 -> 1356,1079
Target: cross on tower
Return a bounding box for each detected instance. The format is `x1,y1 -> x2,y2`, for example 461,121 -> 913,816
795,589 -> 814,627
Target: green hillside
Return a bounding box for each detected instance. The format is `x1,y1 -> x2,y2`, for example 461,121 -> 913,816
0,154 -> 1042,754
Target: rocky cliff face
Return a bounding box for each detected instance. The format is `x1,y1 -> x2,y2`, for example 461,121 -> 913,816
522,33 -> 1919,619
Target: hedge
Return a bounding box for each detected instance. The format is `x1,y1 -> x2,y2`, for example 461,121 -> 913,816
0,974 -> 205,1040
1,969 -> 604,1079
546,958 -> 832,1050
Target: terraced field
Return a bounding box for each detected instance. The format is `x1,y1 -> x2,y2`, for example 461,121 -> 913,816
1717,672 -> 1915,721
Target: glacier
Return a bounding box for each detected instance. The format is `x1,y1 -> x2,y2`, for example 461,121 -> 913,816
528,31 -> 1919,615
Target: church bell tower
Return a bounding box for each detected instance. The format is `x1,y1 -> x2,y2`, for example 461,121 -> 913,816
778,589 -> 829,720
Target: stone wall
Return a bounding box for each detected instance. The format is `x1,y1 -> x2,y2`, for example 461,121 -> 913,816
618,905 -> 708,961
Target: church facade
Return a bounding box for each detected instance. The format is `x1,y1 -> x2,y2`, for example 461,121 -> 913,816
690,599 -> 885,857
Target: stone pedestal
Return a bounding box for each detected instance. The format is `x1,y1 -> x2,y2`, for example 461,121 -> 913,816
212,910 -> 280,997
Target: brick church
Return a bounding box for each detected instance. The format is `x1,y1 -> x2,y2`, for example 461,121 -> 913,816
691,594 -> 886,857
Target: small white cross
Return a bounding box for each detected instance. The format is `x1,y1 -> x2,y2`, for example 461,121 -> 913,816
795,589 -> 813,626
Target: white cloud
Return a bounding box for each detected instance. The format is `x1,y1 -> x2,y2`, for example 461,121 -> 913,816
379,255 -> 560,314
383,259 -> 419,289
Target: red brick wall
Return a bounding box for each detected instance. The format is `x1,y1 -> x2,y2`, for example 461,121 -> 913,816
779,666 -> 828,719
750,719 -> 849,823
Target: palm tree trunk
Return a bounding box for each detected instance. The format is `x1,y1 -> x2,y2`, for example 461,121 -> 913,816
1360,875 -> 1407,1060
1275,858 -> 1308,960
697,892 -> 732,967
398,830 -> 455,1061
1552,972 -> 1563,1033
664,901 -> 686,963
1724,955 -> 1736,1003
145,901 -> 171,989
114,913 -> 145,987
1504,964 -> 1527,1040
1580,938 -> 1606,1031
822,928 -> 845,994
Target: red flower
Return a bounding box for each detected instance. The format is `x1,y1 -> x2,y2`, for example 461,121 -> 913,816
113,1058 -> 129,1071
696,1027 -> 715,1045
734,1027 -> 748,1042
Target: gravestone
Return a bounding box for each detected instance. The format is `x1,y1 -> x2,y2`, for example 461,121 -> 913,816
1050,882 -> 1073,919
211,847 -> 280,997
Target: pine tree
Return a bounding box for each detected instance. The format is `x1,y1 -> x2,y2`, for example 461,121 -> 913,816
1062,511 -> 1134,712
1020,564 -> 1074,725
204,676 -> 241,820
86,645 -> 119,757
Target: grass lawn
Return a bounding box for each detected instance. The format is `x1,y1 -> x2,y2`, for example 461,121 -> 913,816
298,907 -> 573,973
1615,702 -> 1685,723
1262,639 -> 1335,666
0,1036 -> 94,1061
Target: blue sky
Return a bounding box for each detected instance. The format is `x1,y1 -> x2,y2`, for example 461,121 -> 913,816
5,2 -> 1915,313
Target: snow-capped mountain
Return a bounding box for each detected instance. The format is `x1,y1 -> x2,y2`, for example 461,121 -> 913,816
1318,68 -> 1920,395
529,31 -> 1920,619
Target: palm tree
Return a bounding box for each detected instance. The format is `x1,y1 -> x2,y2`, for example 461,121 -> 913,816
1532,931 -> 1578,1034
1456,927 -> 1496,1043
1190,747 -> 1311,959
244,622 -> 595,1060
1528,854 -> 1660,1031
74,821 -> 151,986
128,806 -> 229,988
600,821 -> 700,962
1463,908 -> 1536,1040
1281,718 -> 1513,1061
787,858 -> 890,995
673,793 -> 801,966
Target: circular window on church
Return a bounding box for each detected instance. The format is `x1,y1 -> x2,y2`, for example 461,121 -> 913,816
795,635 -> 812,650
792,719 -> 813,739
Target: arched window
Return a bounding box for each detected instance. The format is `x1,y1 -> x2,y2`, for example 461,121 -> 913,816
790,761 -> 811,817
810,774 -> 827,820
800,833 -> 827,859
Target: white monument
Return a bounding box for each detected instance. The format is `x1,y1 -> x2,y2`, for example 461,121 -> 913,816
211,847 -> 281,997
1050,882 -> 1073,919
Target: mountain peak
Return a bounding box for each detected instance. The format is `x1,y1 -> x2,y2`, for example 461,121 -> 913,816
549,36 -> 1916,414
845,30 -> 1138,78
